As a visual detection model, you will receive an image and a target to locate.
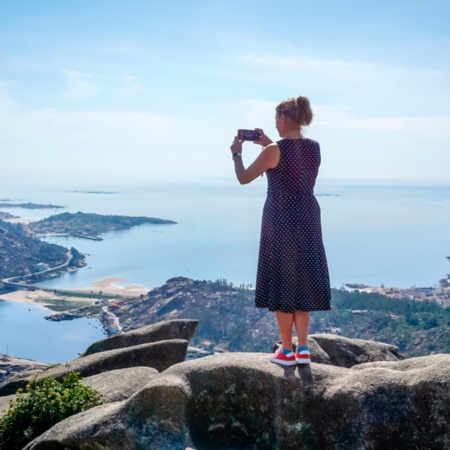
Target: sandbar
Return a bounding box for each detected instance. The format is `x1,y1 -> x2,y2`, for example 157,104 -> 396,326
79,277 -> 149,296
0,290 -> 97,305
0,277 -> 149,306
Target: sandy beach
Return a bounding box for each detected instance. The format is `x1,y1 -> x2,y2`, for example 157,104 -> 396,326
3,218 -> 39,224
0,277 -> 149,305
0,289 -> 97,305
79,276 -> 149,296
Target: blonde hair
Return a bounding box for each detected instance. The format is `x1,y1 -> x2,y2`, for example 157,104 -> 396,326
276,96 -> 313,126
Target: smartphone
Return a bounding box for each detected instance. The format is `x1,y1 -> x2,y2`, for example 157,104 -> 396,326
237,129 -> 261,141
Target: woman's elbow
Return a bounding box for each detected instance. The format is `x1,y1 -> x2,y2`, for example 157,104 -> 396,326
237,175 -> 251,185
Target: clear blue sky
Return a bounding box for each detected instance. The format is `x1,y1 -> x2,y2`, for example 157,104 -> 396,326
1,0 -> 449,184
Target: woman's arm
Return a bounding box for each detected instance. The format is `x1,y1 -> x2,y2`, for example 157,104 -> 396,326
231,140 -> 280,185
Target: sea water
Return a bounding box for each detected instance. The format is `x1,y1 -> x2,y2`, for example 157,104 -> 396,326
1,178 -> 450,362
0,300 -> 106,364
27,179 -> 450,290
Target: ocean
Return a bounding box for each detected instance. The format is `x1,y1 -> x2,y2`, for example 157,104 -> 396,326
1,178 -> 450,362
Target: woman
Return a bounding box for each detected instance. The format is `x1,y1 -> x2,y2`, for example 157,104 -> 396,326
230,95 -> 331,366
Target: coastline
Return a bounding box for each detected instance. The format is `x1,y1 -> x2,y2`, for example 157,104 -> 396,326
77,276 -> 149,296
0,277 -> 149,305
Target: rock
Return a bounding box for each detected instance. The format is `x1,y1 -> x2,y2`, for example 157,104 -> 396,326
0,354 -> 50,384
0,369 -> 44,398
310,333 -> 404,367
25,352 -> 450,450
25,376 -> 192,450
82,366 -> 160,403
0,367 -> 157,418
82,319 -> 198,356
0,394 -> 15,417
0,339 -> 188,396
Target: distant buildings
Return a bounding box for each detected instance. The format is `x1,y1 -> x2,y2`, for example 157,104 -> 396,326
35,263 -> 50,272
102,301 -> 122,335
343,283 -> 450,308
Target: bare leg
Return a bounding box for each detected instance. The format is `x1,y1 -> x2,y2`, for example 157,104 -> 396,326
275,311 -> 294,350
294,311 -> 310,347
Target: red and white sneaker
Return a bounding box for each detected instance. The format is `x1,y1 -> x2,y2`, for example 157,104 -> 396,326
295,349 -> 311,364
269,348 -> 297,366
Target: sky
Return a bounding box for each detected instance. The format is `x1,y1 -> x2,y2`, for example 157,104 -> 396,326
1,0 -> 450,186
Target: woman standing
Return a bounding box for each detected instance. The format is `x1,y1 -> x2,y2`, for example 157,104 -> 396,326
230,95 -> 331,366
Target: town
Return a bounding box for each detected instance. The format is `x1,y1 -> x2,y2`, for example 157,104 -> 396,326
344,279 -> 450,309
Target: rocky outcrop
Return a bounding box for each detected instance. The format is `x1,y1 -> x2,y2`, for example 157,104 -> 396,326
25,351 -> 450,450
274,334 -> 404,367
0,354 -> 49,384
2,321 -> 447,450
0,394 -> 14,417
309,333 -> 403,367
82,366 -> 160,403
82,319 -> 198,356
0,319 -> 198,397
0,339 -> 188,396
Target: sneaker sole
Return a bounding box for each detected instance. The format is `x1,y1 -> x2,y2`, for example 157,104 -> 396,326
269,358 -> 297,366
296,359 -> 311,364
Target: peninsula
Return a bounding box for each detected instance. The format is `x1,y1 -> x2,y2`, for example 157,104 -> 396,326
0,210 -> 176,283
29,212 -> 177,240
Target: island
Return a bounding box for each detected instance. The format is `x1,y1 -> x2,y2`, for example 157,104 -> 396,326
29,212 -> 177,240
0,212 -> 17,220
67,191 -> 117,195
0,202 -> 64,209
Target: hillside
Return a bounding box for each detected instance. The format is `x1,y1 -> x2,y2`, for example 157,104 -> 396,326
109,277 -> 450,357
0,221 -> 71,279
29,211 -> 177,240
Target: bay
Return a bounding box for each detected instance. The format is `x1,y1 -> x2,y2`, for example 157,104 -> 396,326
2,178 -> 450,291
0,300 -> 105,364
32,179 -> 450,290
1,178 -> 450,363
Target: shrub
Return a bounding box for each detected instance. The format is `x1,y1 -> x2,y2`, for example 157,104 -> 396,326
0,371 -> 103,450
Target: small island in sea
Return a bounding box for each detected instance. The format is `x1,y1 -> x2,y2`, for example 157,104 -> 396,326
29,211 -> 177,240
0,202 -> 64,209
67,190 -> 118,195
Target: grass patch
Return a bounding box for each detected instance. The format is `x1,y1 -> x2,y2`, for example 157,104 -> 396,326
38,298 -> 91,312
53,290 -> 120,300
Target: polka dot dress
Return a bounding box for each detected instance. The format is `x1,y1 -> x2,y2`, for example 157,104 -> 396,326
255,138 -> 331,313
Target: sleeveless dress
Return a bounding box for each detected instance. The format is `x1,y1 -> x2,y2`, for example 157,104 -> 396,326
255,138 -> 331,313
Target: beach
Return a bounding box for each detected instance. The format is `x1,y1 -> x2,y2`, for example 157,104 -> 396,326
79,276 -> 149,296
0,277 -> 149,306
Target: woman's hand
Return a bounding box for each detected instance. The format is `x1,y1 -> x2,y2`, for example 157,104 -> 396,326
230,136 -> 243,155
254,128 -> 273,148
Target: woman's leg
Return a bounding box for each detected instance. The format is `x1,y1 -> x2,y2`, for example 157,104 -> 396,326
275,311 -> 294,350
294,311 -> 310,347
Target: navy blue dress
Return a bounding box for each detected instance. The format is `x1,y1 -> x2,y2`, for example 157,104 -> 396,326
255,138 -> 331,313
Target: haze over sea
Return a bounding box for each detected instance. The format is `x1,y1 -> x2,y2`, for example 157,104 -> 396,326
1,178 -> 450,363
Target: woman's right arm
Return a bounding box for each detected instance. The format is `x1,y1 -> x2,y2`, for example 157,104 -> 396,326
231,141 -> 280,185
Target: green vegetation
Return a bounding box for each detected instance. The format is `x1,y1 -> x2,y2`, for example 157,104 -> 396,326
310,289 -> 450,356
53,290 -> 120,300
0,372 -> 103,450
29,211 -> 177,239
0,221 -> 70,279
122,278 -> 450,357
37,298 -> 92,312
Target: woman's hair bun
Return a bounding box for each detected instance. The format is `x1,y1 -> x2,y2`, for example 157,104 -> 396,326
276,96 -> 313,126
295,96 -> 313,126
